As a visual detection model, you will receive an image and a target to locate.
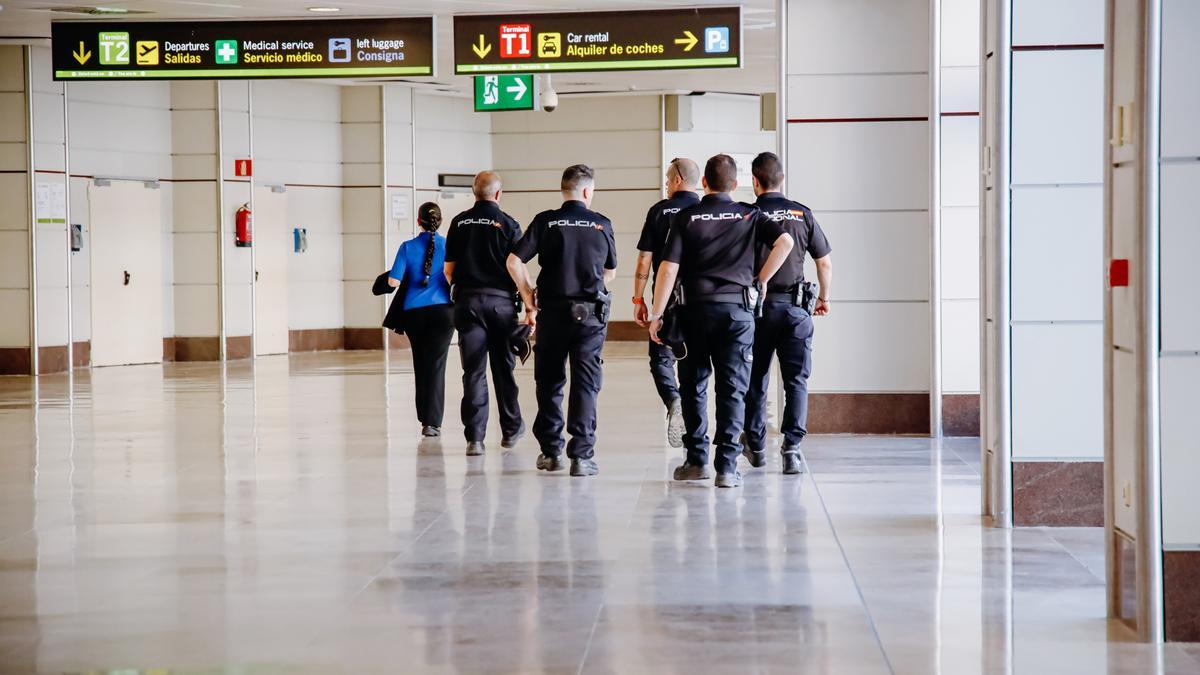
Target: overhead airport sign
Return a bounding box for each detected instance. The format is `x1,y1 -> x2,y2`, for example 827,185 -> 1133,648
51,17 -> 435,81
474,74 -> 535,112
453,7 -> 740,75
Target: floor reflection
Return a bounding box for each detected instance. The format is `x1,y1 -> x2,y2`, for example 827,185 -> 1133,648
0,349 -> 1196,674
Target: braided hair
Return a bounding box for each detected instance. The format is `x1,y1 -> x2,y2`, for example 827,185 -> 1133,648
418,202 -> 443,286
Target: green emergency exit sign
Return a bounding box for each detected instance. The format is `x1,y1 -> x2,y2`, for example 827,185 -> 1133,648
474,74 -> 535,112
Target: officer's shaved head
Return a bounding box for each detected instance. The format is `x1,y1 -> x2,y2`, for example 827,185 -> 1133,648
704,154 -> 738,193
473,171 -> 502,200
751,152 -> 785,191
667,157 -> 700,189
561,164 -> 595,195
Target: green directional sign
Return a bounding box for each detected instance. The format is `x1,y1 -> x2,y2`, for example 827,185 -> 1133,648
474,74 -> 536,112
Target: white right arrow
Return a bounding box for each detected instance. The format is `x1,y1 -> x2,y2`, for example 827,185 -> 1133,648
506,77 -> 527,100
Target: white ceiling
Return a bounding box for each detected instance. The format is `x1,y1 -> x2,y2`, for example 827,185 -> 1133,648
0,0 -> 779,95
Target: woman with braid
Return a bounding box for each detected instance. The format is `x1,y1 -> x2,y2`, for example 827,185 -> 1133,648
388,202 -> 454,437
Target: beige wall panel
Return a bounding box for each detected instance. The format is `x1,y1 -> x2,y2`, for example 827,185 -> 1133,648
942,299 -> 982,392
786,74 -> 928,119
788,121 -> 930,211
803,211 -> 930,302
941,207 -> 980,301
806,302 -> 932,392
342,188 -> 383,234
0,290 -> 31,347
1011,185 -> 1103,322
1011,50 -> 1104,185
1013,0 -> 1105,45
1011,323 -> 1103,459
1161,355 -> 1200,547
491,96 -> 657,134
787,0 -> 930,74
0,231 -> 30,287
342,233 -> 382,282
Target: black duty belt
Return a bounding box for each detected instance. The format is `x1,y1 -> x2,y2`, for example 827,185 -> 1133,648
765,292 -> 795,304
691,292 -> 746,305
457,287 -> 514,300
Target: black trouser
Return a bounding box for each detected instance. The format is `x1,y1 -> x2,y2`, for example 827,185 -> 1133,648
648,339 -> 680,407
533,304 -> 607,460
744,302 -> 815,453
404,303 -> 455,428
455,293 -> 523,442
677,302 -> 755,474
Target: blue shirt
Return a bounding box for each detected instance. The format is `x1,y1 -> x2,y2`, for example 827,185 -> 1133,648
390,232 -> 452,311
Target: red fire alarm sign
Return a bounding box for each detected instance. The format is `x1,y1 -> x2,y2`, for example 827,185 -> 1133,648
234,159 -> 253,177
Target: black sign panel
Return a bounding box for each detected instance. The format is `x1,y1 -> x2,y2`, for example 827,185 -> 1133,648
51,17 -> 435,81
453,7 -> 740,75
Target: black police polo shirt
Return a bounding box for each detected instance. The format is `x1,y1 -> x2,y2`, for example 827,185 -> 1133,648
636,190 -> 701,273
755,192 -> 833,294
444,200 -> 522,292
662,193 -> 787,297
512,200 -> 617,302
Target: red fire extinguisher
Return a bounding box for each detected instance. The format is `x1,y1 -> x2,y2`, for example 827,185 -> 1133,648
235,203 -> 253,248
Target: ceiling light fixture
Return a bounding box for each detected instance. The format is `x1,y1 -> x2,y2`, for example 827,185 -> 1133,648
307,6 -> 340,12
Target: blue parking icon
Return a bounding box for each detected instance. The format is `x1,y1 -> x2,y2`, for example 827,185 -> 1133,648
704,26 -> 730,53
329,38 -> 351,63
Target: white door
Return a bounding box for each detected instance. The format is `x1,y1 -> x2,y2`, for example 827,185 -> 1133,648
254,186 -> 289,356
89,181 -> 163,367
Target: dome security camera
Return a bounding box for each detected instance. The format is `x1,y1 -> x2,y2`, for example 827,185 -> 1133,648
540,75 -> 558,112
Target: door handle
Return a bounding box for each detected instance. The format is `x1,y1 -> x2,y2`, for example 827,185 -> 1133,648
123,270 -> 130,286
255,270 -> 259,282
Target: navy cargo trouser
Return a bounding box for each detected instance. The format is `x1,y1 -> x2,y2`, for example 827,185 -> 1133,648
677,302 -> 755,474
455,292 -> 524,442
533,305 -> 608,460
648,339 -> 680,407
743,301 -> 815,453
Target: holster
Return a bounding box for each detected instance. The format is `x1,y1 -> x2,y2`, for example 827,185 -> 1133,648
747,281 -> 765,318
798,281 -> 818,314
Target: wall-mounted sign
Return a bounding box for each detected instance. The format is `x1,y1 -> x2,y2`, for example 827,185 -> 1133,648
453,7 -> 740,75
51,17 -> 435,81
474,74 -> 536,112
234,158 -> 252,177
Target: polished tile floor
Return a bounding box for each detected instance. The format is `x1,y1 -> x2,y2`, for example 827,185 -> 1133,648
1,347 -> 1198,674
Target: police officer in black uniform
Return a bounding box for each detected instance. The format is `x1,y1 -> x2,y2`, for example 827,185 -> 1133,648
507,164 -> 617,477
741,152 -> 833,475
633,157 -> 700,449
647,154 -> 795,488
443,171 -> 525,457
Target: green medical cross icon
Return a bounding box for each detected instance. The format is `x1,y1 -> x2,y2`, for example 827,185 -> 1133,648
215,40 -> 238,65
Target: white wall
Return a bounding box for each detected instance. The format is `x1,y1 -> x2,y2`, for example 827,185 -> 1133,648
1159,0 -> 1200,549
662,93 -> 774,203
1008,0 -> 1105,460
785,0 -> 932,394
492,95 -> 660,322
0,46 -> 30,353
940,0 -> 982,395
256,80 -> 345,334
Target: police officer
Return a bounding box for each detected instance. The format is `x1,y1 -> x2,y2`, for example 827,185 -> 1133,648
507,164 -> 617,477
633,157 -> 700,448
648,154 -> 795,488
741,152 -> 833,475
443,171 -> 525,457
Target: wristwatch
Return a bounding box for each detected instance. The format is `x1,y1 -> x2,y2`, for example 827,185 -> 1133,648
647,312 -> 663,322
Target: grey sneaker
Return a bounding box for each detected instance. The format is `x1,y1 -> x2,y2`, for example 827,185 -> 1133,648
536,453 -> 566,472
666,399 -> 685,448
715,471 -> 743,488
466,441 -> 485,456
570,458 -> 599,476
421,425 -> 441,438
673,462 -> 711,481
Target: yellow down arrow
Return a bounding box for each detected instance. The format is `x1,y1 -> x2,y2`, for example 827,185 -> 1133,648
472,34 -> 492,58
72,41 -> 92,65
674,30 -> 698,52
